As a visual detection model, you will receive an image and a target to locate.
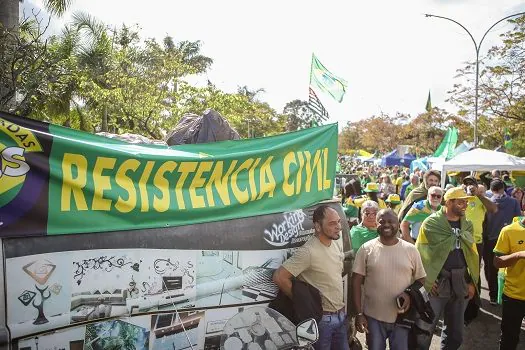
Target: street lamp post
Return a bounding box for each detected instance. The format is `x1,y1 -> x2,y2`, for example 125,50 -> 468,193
425,12 -> 525,147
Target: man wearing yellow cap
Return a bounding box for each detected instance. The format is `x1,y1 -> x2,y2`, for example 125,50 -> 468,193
353,183 -> 387,210
416,187 -> 479,350
385,194 -> 402,214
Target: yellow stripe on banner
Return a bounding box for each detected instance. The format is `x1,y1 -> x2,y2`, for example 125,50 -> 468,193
0,117 -> 43,152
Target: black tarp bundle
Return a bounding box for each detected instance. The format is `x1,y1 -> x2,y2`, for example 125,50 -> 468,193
166,109 -> 240,146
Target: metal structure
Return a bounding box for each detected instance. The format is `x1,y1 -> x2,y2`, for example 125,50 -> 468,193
425,12 -> 525,147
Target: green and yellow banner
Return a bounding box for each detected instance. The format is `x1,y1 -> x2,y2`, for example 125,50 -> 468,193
0,112 -> 337,237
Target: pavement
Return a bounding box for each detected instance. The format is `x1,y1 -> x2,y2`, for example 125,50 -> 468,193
354,268 -> 525,349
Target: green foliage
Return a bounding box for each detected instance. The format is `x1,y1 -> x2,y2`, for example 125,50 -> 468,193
341,14 -> 525,157
0,12 -> 284,140
338,109 -> 472,157
3,10 -> 525,155
448,14 -> 525,155
43,0 -> 73,16
282,99 -> 313,131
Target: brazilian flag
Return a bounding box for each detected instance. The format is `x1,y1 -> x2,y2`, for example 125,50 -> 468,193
504,128 -> 512,149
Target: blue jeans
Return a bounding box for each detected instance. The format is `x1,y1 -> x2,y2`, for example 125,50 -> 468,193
365,315 -> 409,350
313,309 -> 350,350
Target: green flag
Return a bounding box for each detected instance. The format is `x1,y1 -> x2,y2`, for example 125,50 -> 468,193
433,127 -> 458,159
310,54 -> 347,103
504,128 -> 512,149
425,91 -> 432,112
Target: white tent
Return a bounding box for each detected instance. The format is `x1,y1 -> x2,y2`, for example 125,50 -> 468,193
432,148 -> 525,187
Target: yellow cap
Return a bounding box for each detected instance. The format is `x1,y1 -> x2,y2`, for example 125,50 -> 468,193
444,187 -> 474,201
364,183 -> 379,193
385,194 -> 401,204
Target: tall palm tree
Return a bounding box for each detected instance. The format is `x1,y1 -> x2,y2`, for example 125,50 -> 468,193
70,11 -> 113,131
163,35 -> 213,75
0,0 -> 73,109
0,0 -> 73,33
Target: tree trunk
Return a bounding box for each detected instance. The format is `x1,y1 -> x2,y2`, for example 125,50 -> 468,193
102,105 -> 108,132
0,0 -> 19,111
0,0 -> 19,33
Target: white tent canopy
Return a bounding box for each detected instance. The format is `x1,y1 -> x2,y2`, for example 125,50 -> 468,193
432,148 -> 525,187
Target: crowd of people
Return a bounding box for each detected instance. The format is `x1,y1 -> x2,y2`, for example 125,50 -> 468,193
272,159 -> 525,350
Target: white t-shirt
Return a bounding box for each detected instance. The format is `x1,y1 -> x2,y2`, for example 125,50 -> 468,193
353,238 -> 426,323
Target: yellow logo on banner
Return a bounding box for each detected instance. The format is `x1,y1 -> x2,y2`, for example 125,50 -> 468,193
0,118 -> 43,196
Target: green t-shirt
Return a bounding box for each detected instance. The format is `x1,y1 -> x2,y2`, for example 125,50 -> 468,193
350,224 -> 378,253
343,203 -> 359,218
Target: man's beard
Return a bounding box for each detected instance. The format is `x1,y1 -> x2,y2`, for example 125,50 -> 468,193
324,231 -> 340,240
453,209 -> 465,217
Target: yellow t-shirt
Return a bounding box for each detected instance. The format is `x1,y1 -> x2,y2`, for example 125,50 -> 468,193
466,197 -> 487,244
353,195 -> 387,209
395,177 -> 404,192
493,221 -> 525,301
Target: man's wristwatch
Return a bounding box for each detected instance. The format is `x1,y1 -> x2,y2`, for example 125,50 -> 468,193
356,312 -> 364,316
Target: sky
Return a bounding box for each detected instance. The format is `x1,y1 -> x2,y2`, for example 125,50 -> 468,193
25,0 -> 525,130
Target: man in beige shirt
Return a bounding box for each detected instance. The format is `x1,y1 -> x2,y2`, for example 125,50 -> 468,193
352,209 -> 426,350
273,205 -> 348,350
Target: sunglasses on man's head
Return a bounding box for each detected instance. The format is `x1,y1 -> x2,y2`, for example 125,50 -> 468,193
430,193 -> 442,199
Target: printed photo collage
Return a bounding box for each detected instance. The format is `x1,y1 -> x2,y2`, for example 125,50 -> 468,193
6,248 -> 295,340
16,304 -> 272,350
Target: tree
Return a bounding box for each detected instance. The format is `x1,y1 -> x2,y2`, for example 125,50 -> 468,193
0,12 -> 58,113
448,14 -> 525,154
396,108 -> 471,155
282,99 -> 312,131
237,85 -> 265,102
0,0 -> 75,109
0,0 -> 21,34
2,10 -> 288,140
337,109 -> 472,157
0,0 -> 73,33
176,83 -> 285,138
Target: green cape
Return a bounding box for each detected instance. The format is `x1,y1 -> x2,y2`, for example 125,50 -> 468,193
398,182 -> 427,221
416,208 -> 479,292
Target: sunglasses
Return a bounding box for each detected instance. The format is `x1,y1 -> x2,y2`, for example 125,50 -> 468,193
430,193 -> 442,199
363,211 -> 378,216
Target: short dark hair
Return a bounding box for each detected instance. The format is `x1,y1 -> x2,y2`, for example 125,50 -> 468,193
462,176 -> 477,185
490,179 -> 505,191
344,182 -> 357,197
424,170 -> 441,182
313,205 -> 333,224
376,208 -> 398,222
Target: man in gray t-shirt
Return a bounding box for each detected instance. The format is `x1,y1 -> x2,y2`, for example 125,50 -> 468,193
273,205 -> 349,350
